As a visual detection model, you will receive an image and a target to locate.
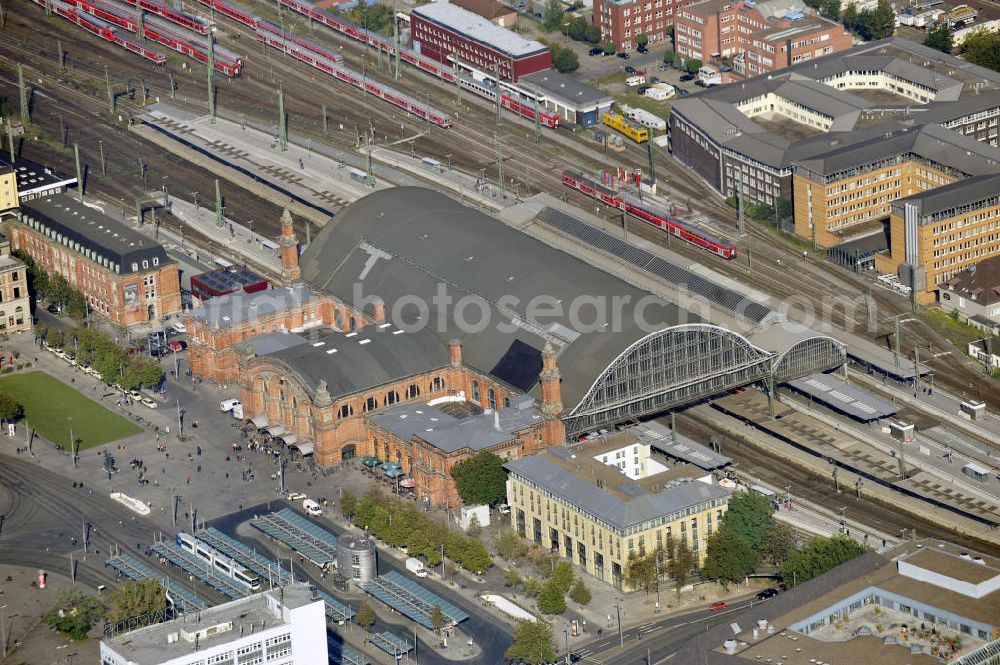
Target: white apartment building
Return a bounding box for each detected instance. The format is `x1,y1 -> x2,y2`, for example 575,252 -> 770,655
100,585 -> 327,665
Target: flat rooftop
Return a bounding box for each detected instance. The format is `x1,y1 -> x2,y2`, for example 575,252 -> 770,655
370,395 -> 544,453
521,70 -> 613,109
11,158 -> 76,196
903,547 -> 998,584
412,2 -> 548,58
188,285 -> 316,327
102,585 -> 317,665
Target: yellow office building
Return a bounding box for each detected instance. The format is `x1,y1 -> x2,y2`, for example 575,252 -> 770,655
504,427 -> 731,591
0,160 -> 19,214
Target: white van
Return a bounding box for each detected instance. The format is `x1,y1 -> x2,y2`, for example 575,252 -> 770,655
303,499 -> 323,516
220,399 -> 243,419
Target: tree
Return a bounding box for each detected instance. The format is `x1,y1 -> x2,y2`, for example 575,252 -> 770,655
340,490 -> 356,520
663,49 -> 675,64
721,491 -> 774,551
47,327 -> 65,349
779,535 -> 868,586
842,1 -> 857,30
106,579 -> 167,623
703,528 -> 757,588
624,551 -> 658,594
856,0 -> 895,40
504,567 -> 522,589
537,579 -> 566,614
924,23 -> 953,52
636,33 -> 649,46
431,603 -> 444,636
820,0 -> 841,20
684,58 -> 702,74
497,529 -> 529,561
523,576 -> 542,598
450,450 -> 507,506
0,393 -> 24,423
962,30 -> 1000,71
543,0 -> 564,32
759,523 -> 796,567
673,52 -> 684,69
552,45 -> 580,73
505,619 -> 556,665
568,578 -> 592,606
549,560 -> 574,593
356,600 -> 376,632
43,587 -> 105,640
603,41 -> 617,55
567,16 -> 588,40
670,539 -> 695,598
585,23 -> 601,43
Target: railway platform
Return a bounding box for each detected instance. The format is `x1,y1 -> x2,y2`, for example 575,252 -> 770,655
141,104 -> 383,218
710,391 -> 1000,540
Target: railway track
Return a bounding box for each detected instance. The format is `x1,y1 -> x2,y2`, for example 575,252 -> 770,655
678,410 -> 1000,556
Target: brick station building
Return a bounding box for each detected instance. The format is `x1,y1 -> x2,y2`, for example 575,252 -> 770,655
188,188 -> 722,508
411,1 -> 551,81
8,194 -> 181,326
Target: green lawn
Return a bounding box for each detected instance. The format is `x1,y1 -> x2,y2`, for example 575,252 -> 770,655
0,371 -> 142,450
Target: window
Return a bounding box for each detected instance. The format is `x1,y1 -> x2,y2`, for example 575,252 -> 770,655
488,388 -> 497,410
406,384 -> 420,399
430,376 -> 443,392
338,404 -> 354,419
363,396 -> 377,412
471,380 -> 481,402
384,390 -> 399,406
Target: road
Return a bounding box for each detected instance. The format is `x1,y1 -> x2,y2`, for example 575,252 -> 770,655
571,594 -> 766,664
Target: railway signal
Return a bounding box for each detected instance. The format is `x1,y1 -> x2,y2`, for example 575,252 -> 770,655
18,64 -> 28,127
207,26 -> 216,123
74,143 -> 84,202
277,84 -> 287,151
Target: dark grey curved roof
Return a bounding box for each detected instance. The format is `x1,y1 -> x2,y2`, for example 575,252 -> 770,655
301,187 -> 694,409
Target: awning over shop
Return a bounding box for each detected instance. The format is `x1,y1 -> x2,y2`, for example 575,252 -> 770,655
291,440 -> 314,457
362,456 -> 382,468
399,478 -> 416,488
250,415 -> 268,428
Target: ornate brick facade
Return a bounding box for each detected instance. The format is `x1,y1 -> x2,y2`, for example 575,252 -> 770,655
236,339 -> 566,505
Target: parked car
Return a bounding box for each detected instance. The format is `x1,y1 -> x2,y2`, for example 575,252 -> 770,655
287,492 -> 307,501
678,88 -> 690,96
756,588 -> 779,600
637,85 -> 651,94
710,601 -> 727,612
47,303 -> 62,314
141,397 -> 158,409
589,47 -> 604,56
168,340 -> 188,352
649,76 -> 661,83
166,322 -> 186,335
637,44 -> 648,53
624,65 -> 636,74
680,73 -> 695,81
617,52 -> 630,59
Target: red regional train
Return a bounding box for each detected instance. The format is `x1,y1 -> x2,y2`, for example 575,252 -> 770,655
561,171 -> 739,259
32,0 -> 166,64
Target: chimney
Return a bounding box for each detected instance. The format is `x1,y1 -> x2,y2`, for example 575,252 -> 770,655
278,208 -> 301,284
539,340 -> 563,418
371,297 -> 386,323
449,339 -> 463,367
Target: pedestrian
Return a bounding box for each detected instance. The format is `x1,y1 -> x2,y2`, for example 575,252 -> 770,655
186,475 -> 191,484
225,472 -> 229,479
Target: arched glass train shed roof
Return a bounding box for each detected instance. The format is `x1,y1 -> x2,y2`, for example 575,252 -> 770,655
298,188 -> 844,435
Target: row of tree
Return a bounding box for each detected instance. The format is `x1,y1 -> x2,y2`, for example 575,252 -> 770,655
702,491 -> 868,589
960,29 -> 1000,71
37,325 -> 165,390
341,488 -> 493,573
13,249 -> 88,319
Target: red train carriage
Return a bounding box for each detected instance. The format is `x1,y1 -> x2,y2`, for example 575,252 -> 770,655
561,171 -> 738,259
193,0 -> 259,28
